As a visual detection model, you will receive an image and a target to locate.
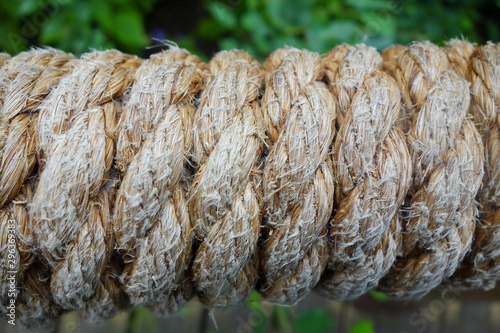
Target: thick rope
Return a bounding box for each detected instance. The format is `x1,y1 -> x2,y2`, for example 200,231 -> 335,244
258,47 -> 335,305
317,44 -> 411,300
446,41 -> 500,289
29,50 -> 141,323
377,41 -> 484,298
0,48 -> 74,208
190,50 -> 263,308
0,41 -> 498,327
113,48 -> 204,315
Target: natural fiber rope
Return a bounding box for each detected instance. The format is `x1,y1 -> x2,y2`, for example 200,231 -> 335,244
446,41 -> 500,290
114,48 -> 204,315
0,48 -> 74,208
190,50 -> 263,308
377,41 -> 484,298
30,49 -> 141,323
316,44 -> 411,300
258,47 -> 335,305
0,40 -> 498,328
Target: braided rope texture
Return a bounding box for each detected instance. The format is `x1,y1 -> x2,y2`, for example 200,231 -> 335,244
0,40 -> 497,327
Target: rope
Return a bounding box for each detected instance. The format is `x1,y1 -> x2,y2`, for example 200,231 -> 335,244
0,40 -> 498,328
317,44 -> 411,300
378,41 -> 484,298
190,50 -> 263,308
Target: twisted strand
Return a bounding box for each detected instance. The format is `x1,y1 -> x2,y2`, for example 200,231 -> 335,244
115,48 -> 206,173
36,50 -> 142,162
0,180 -> 36,311
31,50 -> 140,265
27,51 -> 140,322
258,47 -> 336,305
378,42 -> 484,298
0,48 -> 74,208
0,178 -> 62,329
113,48 -> 203,313
444,39 -> 476,78
448,42 -> 500,289
317,44 -> 412,300
381,45 -> 407,76
17,261 -> 62,328
189,50 -> 264,308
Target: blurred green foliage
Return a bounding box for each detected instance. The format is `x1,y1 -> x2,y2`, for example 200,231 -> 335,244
1,0 -> 499,60
0,0 -> 157,55
351,320 -> 376,333
191,0 -> 500,60
368,290 -> 389,302
1,0 -> 500,61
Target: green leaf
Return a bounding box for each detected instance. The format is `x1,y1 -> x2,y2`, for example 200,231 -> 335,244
19,0 -> 43,16
368,290 -> 389,302
89,28 -> 114,50
241,10 -> 268,37
245,290 -> 268,333
73,1 -> 92,23
196,18 -> 225,40
220,37 -> 240,51
40,18 -> 66,44
351,320 -> 375,333
92,0 -> 115,32
207,2 -> 236,29
112,8 -> 148,49
347,0 -> 387,10
293,309 -> 334,333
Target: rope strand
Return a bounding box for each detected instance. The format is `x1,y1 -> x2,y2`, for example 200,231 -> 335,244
0,41 -> 497,327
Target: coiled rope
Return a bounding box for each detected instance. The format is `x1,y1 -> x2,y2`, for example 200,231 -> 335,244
0,40 -> 498,327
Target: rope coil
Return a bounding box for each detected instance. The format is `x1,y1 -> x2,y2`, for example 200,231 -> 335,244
0,40 -> 498,327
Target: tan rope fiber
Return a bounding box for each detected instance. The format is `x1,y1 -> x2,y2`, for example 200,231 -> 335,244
0,48 -> 74,208
189,50 -> 264,308
32,50 -> 141,265
258,47 -> 335,305
443,39 -> 476,78
316,44 -> 411,300
0,180 -> 36,314
114,48 -> 204,314
0,54 -> 10,67
1,178 -> 61,328
0,41 -> 498,327
381,45 -> 407,76
29,50 -> 141,322
377,41 -> 485,298
447,42 -> 500,289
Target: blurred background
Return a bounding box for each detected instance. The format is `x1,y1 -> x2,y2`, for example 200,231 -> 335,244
1,0 -> 500,332
1,0 -> 500,61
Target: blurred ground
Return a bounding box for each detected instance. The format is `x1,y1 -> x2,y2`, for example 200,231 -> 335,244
2,287 -> 500,333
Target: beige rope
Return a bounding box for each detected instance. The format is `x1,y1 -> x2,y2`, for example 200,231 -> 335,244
0,53 -> 10,67
447,42 -> 500,290
377,41 -> 484,298
189,50 -> 263,307
29,50 -> 141,323
317,44 -> 411,300
113,48 -> 204,315
0,42 -> 497,327
258,47 -> 335,305
32,50 -> 141,265
0,48 -> 74,208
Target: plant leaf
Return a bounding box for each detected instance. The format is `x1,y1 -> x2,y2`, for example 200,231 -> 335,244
293,309 -> 334,333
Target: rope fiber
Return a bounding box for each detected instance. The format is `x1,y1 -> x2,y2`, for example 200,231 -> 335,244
0,39 -> 499,328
